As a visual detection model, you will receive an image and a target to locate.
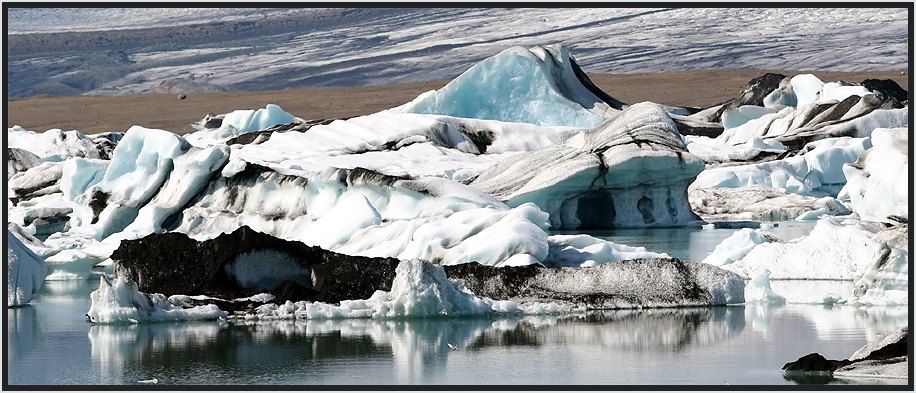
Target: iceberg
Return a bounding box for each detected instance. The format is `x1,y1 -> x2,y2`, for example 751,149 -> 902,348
702,217 -> 907,305
401,44 -> 621,127
87,275 -> 227,324
701,228 -> 778,268
60,157 -> 109,201
53,121 -> 668,270
839,127 -> 908,222
7,229 -> 48,306
6,126 -> 114,162
848,224 -> 908,306
471,102 -> 705,229
185,104 -> 297,146
69,126 -> 194,239
689,187 -> 850,221
7,148 -> 42,179
691,136 -> 871,196
744,270 -> 786,305
716,93 -> 906,149
710,73 -> 907,148
711,218 -> 883,280
8,162 -> 64,204
94,249 -> 745,323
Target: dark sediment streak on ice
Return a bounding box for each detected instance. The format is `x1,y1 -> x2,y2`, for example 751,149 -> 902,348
112,227 -> 742,313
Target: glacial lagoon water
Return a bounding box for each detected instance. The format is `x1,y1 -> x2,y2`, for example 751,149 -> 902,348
6,222 -> 909,386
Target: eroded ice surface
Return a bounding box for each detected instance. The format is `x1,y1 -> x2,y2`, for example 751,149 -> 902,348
471,102 -> 705,228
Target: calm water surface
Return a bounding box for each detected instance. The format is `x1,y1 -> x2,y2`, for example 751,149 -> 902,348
6,222 -> 909,386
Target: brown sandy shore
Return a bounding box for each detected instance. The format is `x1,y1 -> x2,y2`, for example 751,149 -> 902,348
6,69 -> 908,135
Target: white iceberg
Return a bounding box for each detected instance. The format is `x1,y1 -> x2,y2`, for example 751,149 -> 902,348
546,234 -> 669,267
702,217 -> 908,305
839,127 -> 908,222
6,126 -> 106,162
52,114 -> 668,268
713,218 -> 882,280
744,270 -> 786,304
701,228 -> 778,268
715,74 -> 907,148
185,104 -> 296,146
7,229 -> 48,306
87,275 -> 227,324
691,136 -> 871,196
60,157 -> 109,201
848,224 -> 908,306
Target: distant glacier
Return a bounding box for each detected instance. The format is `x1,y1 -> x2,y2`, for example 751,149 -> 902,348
6,8 -> 908,97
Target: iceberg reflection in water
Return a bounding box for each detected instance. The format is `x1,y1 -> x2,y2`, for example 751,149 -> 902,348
74,305 -> 904,385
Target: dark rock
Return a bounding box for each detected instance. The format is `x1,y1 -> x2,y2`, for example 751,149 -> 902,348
801,94 -> 861,126
861,79 -> 909,103
347,167 -> 412,187
87,189 -> 109,224
783,327 -> 908,377
225,130 -> 272,145
446,258 -> 730,309
783,353 -> 852,373
203,113 -> 223,129
457,126 -> 496,154
673,118 -> 724,138
309,257 -> 400,303
443,263 -> 542,299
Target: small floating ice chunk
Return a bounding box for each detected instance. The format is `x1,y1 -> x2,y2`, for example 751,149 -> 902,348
744,270 -> 785,304
544,234 -> 669,267
87,275 -> 227,324
702,228 -> 777,267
